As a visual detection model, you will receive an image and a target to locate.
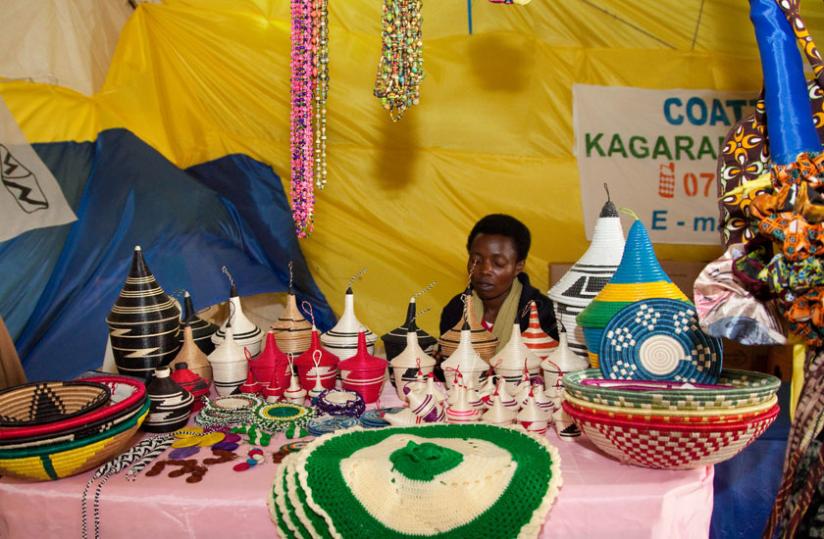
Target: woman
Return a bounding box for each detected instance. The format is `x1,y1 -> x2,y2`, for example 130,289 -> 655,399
439,214 -> 558,350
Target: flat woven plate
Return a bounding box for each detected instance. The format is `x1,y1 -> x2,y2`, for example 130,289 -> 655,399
308,416 -> 358,436
359,408 -> 404,428
0,381 -> 111,427
599,299 -> 723,384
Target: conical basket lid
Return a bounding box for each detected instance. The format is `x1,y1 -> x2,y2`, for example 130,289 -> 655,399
296,329 -> 339,369
391,330 -> 437,370
106,246 -> 180,326
213,296 -> 263,348
181,291 -> 218,352
438,295 -> 498,360
339,332 -> 387,372
322,288 -> 377,354
549,198 -> 625,308
442,327 -> 488,374
540,331 -> 589,373
577,219 -> 689,331
521,301 -> 557,359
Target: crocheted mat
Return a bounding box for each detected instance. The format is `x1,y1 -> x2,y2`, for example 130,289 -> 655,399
269,423 -> 562,538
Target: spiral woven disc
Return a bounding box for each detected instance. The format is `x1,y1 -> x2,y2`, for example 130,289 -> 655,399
598,299 -> 723,384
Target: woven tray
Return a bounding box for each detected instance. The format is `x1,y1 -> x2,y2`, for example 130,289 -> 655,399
0,381 -> 110,427
563,369 -> 780,411
0,375 -> 146,440
565,401 -> 779,470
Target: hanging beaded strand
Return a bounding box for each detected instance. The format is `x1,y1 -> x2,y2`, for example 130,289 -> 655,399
313,0 -> 329,190
290,0 -> 316,237
374,0 -> 424,121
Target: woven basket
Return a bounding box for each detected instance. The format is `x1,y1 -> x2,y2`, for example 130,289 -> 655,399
0,394 -> 148,449
565,401 -> 779,470
564,393 -> 778,425
563,369 -> 780,412
0,375 -> 146,441
0,381 -> 111,428
0,401 -> 149,480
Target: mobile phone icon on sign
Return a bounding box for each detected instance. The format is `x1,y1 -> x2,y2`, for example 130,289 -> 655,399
658,162 -> 675,199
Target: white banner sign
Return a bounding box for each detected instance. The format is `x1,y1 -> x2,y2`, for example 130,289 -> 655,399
573,84 -> 758,244
0,97 -> 76,243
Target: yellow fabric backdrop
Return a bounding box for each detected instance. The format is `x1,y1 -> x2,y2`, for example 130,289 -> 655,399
4,0 -> 824,337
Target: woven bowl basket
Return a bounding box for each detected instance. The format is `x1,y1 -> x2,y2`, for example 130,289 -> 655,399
564,393 -> 778,425
562,369 -> 780,412
0,400 -> 149,481
0,381 -> 110,427
564,401 -> 779,470
0,394 -> 148,450
0,376 -> 146,441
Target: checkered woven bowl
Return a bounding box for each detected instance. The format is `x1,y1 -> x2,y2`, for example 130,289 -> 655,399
564,393 -> 778,425
0,376 -> 146,441
563,401 -> 779,470
0,381 -> 110,427
563,369 -> 780,412
0,399 -> 149,480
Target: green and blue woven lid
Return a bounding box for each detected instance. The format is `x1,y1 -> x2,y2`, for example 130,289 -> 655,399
269,423 -> 562,538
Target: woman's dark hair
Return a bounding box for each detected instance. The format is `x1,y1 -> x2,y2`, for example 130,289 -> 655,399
466,214 -> 531,261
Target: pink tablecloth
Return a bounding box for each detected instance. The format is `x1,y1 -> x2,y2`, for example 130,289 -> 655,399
0,398 -> 713,539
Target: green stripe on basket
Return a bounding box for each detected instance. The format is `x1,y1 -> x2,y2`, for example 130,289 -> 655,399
576,300 -> 633,328
39,455 -> 58,480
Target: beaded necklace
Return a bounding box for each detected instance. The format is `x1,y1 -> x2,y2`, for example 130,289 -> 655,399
374,0 -> 424,121
290,0 -> 329,237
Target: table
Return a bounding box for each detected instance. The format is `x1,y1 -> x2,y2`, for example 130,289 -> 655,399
0,389 -> 713,539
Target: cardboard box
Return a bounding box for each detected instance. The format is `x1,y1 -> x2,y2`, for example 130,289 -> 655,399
548,261 -> 794,380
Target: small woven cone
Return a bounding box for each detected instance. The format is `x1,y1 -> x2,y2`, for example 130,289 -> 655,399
171,325 -> 212,382
446,384 -> 481,423
390,331 -> 436,396
212,294 -> 263,355
180,291 -> 218,355
283,368 -> 307,404
517,390 -> 549,435
271,293 -> 312,355
541,330 -> 589,398
407,385 -> 443,423
552,405 -> 582,441
381,297 -> 438,360
438,294 -> 498,360
239,369 -> 261,394
465,376 -> 484,409
401,371 -> 426,402
533,383 -> 554,414
482,394 -> 516,425
577,219 -> 689,367
321,288 -> 377,356
491,323 -> 541,392
493,377 -> 518,410
521,301 -> 558,359
207,326 -> 248,396
479,374 -> 497,406
250,332 -> 291,388
442,323 -> 489,390
263,361 -> 284,402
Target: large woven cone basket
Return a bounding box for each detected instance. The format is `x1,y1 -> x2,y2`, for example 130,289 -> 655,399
577,219 -> 689,368
549,197 -> 625,360
106,246 -> 181,380
271,293 -> 312,355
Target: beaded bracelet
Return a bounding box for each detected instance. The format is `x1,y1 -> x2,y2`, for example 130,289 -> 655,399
195,395 -> 263,428
252,402 -> 315,433
313,389 -> 366,418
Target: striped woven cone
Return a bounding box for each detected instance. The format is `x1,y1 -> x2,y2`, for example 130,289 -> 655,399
490,324 -> 541,393
521,301 -> 558,359
339,332 -> 388,404
381,297 -> 438,361
207,325 -> 249,396
438,294 -> 498,360
576,219 -> 689,368
390,330 -> 436,399
212,296 -> 263,356
180,291 -> 218,355
271,293 -> 312,355
106,246 -> 181,380
321,288 -> 378,357
442,323 -> 490,390
549,196 -> 625,360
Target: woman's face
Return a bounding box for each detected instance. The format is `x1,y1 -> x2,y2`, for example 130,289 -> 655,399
468,233 -> 525,301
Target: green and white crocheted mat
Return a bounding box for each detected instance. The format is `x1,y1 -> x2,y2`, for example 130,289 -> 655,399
268,423 -> 563,538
